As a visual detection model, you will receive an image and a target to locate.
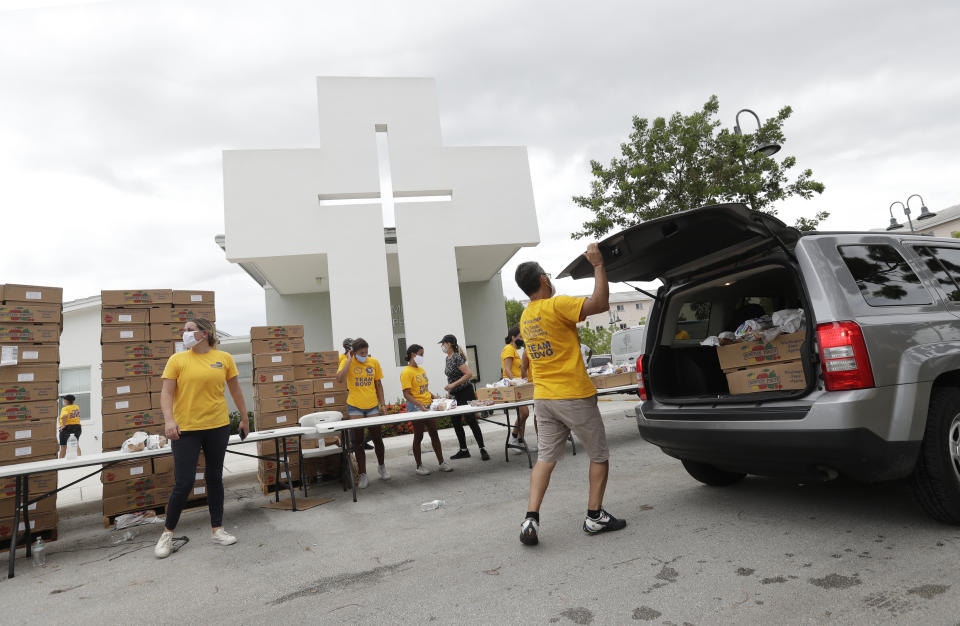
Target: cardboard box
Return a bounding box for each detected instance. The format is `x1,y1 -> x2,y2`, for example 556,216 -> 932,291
101,308 -> 149,325
258,395 -> 312,414
251,337 -> 305,354
102,409 -> 161,432
314,377 -> 347,393
513,383 -> 535,401
250,325 -> 304,340
295,363 -> 339,379
149,306 -> 215,324
152,456 -> 173,474
187,483 -> 207,500
0,439 -> 59,462
102,394 -> 150,415
101,459 -> 153,483
0,324 -> 60,344
319,404 -> 347,418
257,467 -> 301,487
172,290 -> 215,306
1,284 -> 62,304
101,342 -> 174,362
100,326 -> 149,343
256,410 -> 300,430
297,351 -> 340,366
101,290 -> 173,307
101,424 -> 165,450
255,380 -> 314,399
0,400 -> 58,423
725,360 -> 807,395
150,392 -> 161,409
0,383 -> 58,404
0,345 -> 59,364
0,419 -> 56,444
101,359 -> 167,379
253,351 -> 296,369
257,437 -> 301,455
0,471 -> 57,500
257,456 -> 301,472
0,512 -> 58,540
0,492 -> 57,518
591,372 -> 638,389
102,377 -> 149,398
102,488 -> 171,517
149,323 -> 185,342
476,387 -> 516,403
101,473 -> 174,499
314,390 -> 349,408
254,366 -> 296,384
716,330 -> 806,372
0,364 -> 59,384
0,304 -> 61,324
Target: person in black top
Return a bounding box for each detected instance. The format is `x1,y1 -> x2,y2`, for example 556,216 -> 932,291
439,334 -> 489,461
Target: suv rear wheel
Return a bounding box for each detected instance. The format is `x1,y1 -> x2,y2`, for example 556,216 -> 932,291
681,459 -> 746,486
910,387 -> 960,524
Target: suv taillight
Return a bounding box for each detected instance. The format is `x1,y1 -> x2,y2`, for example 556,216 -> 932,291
817,321 -> 874,391
636,355 -> 648,401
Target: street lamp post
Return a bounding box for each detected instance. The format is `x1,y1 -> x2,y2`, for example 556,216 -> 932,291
887,195 -> 937,234
907,194 -> 937,222
890,201 -> 913,233
734,109 -> 782,212
886,202 -> 905,231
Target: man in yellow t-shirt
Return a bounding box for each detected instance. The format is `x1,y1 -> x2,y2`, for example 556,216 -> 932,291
335,337 -> 389,489
515,243 -> 627,546
501,325 -> 532,446
58,394 -> 82,458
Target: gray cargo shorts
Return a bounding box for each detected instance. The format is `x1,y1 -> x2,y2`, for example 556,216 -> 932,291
534,395 -> 609,463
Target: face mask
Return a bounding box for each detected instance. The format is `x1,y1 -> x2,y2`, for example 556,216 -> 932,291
549,281 -> 556,298
182,331 -> 200,348
441,346 -> 448,354
516,339 -> 525,348
355,354 -> 368,363
414,355 -> 425,366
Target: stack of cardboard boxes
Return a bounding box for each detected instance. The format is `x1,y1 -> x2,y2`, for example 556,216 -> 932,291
99,289 -> 215,521
0,284 -> 63,545
717,330 -> 807,394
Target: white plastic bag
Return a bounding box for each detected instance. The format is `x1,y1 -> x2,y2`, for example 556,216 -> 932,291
772,308 -> 805,334
735,316 -> 774,341
429,398 -> 457,411
120,431 -> 150,453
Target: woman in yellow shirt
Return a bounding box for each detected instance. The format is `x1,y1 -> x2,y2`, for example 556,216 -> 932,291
401,344 -> 452,476
335,337 -> 390,489
154,318 -> 249,559
57,395 -> 82,458
501,326 -> 531,448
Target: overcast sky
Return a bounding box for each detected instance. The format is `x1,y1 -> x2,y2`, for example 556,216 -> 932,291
1,0 -> 958,335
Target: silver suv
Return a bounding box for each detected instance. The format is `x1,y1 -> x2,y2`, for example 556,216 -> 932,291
561,203 -> 960,524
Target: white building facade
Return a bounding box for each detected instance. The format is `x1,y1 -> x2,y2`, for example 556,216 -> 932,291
221,77 -> 540,400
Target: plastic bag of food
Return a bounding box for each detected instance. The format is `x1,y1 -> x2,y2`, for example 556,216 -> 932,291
772,308 -> 805,334
145,434 -> 169,450
429,398 -> 457,411
734,316 -> 774,341
701,336 -> 721,347
120,431 -> 150,453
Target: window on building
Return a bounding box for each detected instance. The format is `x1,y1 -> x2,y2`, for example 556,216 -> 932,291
59,366 -> 92,422
838,244 -> 931,306
635,303 -> 642,310
616,304 -> 624,311
620,323 -> 627,329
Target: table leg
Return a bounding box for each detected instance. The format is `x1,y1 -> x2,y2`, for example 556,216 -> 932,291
299,443 -> 307,499
22,475 -> 32,559
345,429 -> 357,503
503,408 -> 513,463
7,475 -> 22,579
283,437 -> 297,512
273,439 -> 281,504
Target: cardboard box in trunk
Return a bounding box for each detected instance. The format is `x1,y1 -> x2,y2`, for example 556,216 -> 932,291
172,290 -> 215,306
101,290 -> 173,307
0,400 -> 58,423
295,363 -> 339,379
101,460 -> 153,483
0,439 -> 59,462
101,473 -> 174,499
101,359 -> 166,379
0,512 -> 58,540
102,488 -> 172,517
102,394 -> 151,415
255,380 -> 314,398
2,284 -> 62,304
254,366 -> 296,384
101,342 -> 174,361
101,424 -> 164,450
150,306 -> 215,323
314,377 -> 347,393
102,377 -> 149,398
0,471 -> 57,500
101,409 -> 161,432
253,351 -> 296,369
0,364 -> 59,384
250,325 -> 304,340
716,330 -> 806,372
101,308 -> 149,325
314,391 -> 349,408
591,372 -> 638,389
0,324 -> 60,344
0,420 -> 56,444
0,304 -> 61,324
251,337 -> 305,354
0,382 -> 58,404
725,360 -> 807,395
0,345 -> 59,364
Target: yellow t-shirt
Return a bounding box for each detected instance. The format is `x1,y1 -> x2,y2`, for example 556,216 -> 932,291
59,404 -> 81,427
344,356 -> 383,410
501,344 -> 522,379
161,349 -> 239,431
338,353 -> 348,371
401,365 -> 432,407
520,295 -> 596,400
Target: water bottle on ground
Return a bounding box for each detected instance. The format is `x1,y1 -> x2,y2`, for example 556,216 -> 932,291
32,537 -> 46,567
66,434 -> 78,458
420,499 -> 444,511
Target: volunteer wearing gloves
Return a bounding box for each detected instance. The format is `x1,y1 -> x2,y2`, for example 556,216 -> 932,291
502,326 -> 532,447
336,337 -> 390,489
441,334 -> 490,461
401,344 -> 452,476
155,318 -> 249,559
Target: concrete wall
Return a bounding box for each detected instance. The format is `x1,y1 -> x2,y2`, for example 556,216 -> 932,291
60,305 -> 103,454
459,274 -> 509,387
264,287 -> 334,352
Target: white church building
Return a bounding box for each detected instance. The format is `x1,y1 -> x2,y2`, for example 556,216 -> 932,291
220,77 -> 540,400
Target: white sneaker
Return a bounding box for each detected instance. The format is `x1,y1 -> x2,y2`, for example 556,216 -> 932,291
357,473 -> 369,489
438,461 -> 453,472
378,465 -> 391,480
211,528 -> 237,546
416,465 -> 432,476
154,530 -> 174,558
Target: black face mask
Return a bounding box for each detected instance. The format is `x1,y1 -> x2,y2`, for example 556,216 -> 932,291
515,339 -> 525,348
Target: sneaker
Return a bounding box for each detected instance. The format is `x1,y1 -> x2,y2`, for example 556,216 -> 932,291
520,517 -> 539,546
211,528 -> 237,546
480,448 -> 490,461
451,449 -> 471,460
416,465 -> 432,476
363,442 -> 374,450
378,465 -> 391,480
154,530 -> 174,558
357,473 -> 369,489
438,461 -> 453,472
510,435 -> 521,446
583,509 -> 627,535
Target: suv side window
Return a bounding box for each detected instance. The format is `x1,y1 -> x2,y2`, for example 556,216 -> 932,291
838,244 -> 932,306
674,302 -> 711,341
915,246 -> 960,302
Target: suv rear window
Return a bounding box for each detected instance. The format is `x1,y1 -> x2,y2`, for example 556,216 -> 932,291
674,302 -> 711,340
915,246 -> 960,301
838,244 -> 932,307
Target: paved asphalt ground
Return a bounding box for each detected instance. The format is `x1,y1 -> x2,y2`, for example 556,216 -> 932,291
3,399 -> 960,624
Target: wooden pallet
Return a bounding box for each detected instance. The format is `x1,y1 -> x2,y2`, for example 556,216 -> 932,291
0,528 -> 58,553
102,498 -> 210,528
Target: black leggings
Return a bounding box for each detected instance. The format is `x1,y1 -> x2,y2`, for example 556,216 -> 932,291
165,425 -> 229,530
451,386 -> 485,450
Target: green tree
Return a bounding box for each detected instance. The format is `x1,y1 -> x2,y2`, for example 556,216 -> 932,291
505,298 -> 524,328
578,325 -> 613,355
573,95 -> 826,239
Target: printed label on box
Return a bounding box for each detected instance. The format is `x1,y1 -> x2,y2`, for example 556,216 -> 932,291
120,331 -> 133,339
1,346 -> 17,366
22,351 -> 38,360
273,374 -> 283,382
194,486 -> 206,495
117,385 -> 131,394
15,430 -> 30,439
276,415 -> 287,423
115,400 -> 129,409
271,355 -> 281,362
130,466 -> 143,476
26,292 -> 40,300
321,382 -> 334,390
17,373 -> 33,382
15,446 -> 31,456
191,294 -> 202,302
119,314 -> 132,322
195,472 -> 203,480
